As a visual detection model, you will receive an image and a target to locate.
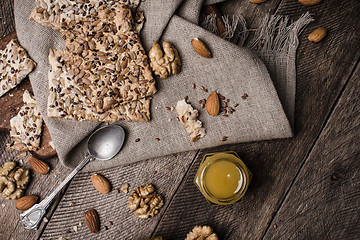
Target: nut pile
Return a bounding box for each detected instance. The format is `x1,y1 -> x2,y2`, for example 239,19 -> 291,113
128,183 -> 164,219
0,161 -> 30,200
7,91 -> 43,151
149,41 -> 182,79
176,99 -> 206,142
31,3 -> 156,122
0,39 -> 36,97
185,225 -> 219,240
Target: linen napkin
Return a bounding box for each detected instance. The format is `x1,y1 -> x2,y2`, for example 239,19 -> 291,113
14,0 -> 298,171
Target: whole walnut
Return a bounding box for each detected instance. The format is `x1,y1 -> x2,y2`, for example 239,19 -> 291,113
0,161 -> 30,200
185,226 -> 219,240
149,41 -> 181,79
128,183 -> 164,219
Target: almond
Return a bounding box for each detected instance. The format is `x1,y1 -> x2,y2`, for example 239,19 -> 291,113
249,0 -> 268,3
15,195 -> 38,211
308,27 -> 327,43
298,0 -> 322,6
84,209 -> 100,233
91,174 -> 111,194
206,91 -> 220,116
191,38 -> 212,58
28,156 -> 50,175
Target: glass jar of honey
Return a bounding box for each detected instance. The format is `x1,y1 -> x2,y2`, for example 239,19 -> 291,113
194,151 -> 251,205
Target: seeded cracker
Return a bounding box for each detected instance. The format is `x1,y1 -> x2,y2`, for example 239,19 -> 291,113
32,3 -> 156,122
7,91 -> 43,151
176,100 -> 206,142
0,40 -> 36,97
30,0 -> 141,31
48,49 -> 151,121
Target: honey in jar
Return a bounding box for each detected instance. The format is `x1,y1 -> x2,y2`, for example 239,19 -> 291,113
194,151 -> 251,205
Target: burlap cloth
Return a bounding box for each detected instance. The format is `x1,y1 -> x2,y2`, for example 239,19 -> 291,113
14,0 -> 295,171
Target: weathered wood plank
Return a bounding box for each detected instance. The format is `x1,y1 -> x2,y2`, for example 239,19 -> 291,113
151,0 -> 360,239
41,151 -> 198,240
263,63 -> 360,240
0,133 -> 72,240
0,0 -> 15,38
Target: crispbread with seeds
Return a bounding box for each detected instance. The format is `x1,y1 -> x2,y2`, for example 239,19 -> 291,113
0,39 -> 36,97
47,49 -> 151,122
7,91 -> 43,151
176,99 -> 206,142
60,5 -> 156,109
30,0 -> 142,31
36,3 -> 156,122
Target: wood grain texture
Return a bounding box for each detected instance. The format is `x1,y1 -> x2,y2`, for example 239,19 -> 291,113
0,0 -> 359,239
263,63 -> 360,240
0,0 -> 15,38
0,133 -> 71,240
0,32 -> 57,159
152,0 -> 360,239
41,151 -> 198,240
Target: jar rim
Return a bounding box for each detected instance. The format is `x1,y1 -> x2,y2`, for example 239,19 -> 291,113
194,151 -> 251,205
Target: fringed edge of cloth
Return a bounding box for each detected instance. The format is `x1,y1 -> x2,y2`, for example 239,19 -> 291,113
201,12 -> 314,52
201,14 -> 249,47
251,12 -> 314,52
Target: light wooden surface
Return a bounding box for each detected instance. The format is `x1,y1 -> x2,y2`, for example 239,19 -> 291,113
0,0 -> 359,239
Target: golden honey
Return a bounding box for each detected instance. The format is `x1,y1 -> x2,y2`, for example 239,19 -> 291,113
194,151 -> 251,205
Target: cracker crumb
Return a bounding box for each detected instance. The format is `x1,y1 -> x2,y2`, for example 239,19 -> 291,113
176,100 -> 206,142
43,217 -> 48,223
120,183 -> 129,193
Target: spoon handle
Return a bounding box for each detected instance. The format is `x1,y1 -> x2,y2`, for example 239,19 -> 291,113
19,154 -> 93,230
42,154 -> 93,207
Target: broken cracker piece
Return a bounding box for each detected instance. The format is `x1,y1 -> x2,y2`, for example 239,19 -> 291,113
7,91 -> 43,151
176,99 -> 206,142
0,39 -> 36,97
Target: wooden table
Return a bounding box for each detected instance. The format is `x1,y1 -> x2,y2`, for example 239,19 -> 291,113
1,0 -> 359,239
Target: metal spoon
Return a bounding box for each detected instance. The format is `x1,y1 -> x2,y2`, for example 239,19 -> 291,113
19,124 -> 126,230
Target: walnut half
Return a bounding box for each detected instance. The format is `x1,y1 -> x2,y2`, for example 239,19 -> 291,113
128,183 -> 164,219
185,226 -> 219,240
149,41 -> 181,79
0,161 -> 30,200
